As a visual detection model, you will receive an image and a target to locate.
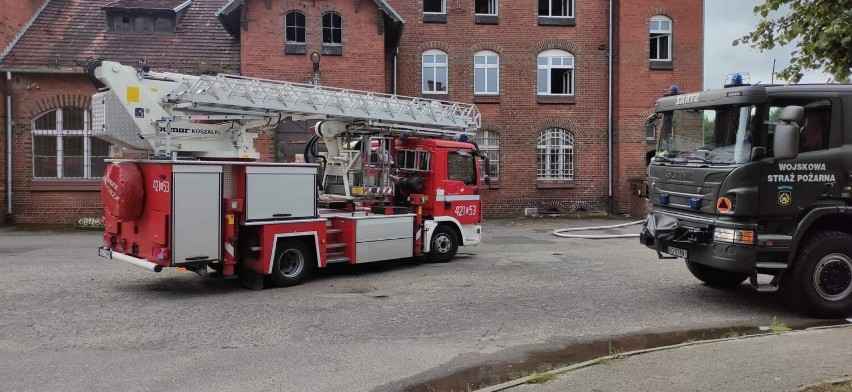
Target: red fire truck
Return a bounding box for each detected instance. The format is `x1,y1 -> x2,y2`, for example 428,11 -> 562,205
86,60 -> 486,289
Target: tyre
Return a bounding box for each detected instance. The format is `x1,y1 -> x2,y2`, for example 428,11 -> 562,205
270,240 -> 314,287
427,225 -> 459,263
781,230 -> 852,319
685,260 -> 748,287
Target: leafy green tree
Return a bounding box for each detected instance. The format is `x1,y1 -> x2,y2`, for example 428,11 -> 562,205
733,0 -> 852,83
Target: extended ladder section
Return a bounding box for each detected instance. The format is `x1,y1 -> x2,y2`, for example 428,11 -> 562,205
166,73 -> 481,140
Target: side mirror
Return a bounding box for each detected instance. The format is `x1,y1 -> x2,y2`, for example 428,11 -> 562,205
773,105 -> 804,160
645,124 -> 657,143
484,175 -> 492,186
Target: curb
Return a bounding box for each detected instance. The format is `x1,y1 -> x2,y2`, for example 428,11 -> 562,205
473,323 -> 852,392
795,377 -> 852,391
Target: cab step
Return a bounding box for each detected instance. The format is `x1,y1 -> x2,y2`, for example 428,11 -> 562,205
749,272 -> 781,293
326,242 -> 346,249
326,252 -> 350,264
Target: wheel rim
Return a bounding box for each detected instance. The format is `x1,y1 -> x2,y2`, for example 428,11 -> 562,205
278,249 -> 304,278
813,253 -> 852,301
433,234 -> 452,255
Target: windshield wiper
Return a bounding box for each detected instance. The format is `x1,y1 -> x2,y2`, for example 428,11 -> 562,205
684,155 -> 712,164
651,155 -> 676,163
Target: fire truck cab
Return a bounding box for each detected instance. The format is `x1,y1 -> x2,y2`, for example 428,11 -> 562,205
87,60 -> 485,289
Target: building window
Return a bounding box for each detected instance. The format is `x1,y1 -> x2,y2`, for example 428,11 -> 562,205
109,13 -> 175,33
538,0 -> 573,17
286,11 -> 306,43
322,13 -> 342,44
32,108 -> 111,179
475,0 -> 498,15
285,11 -> 307,55
537,49 -> 574,96
475,130 -> 500,181
537,128 -> 574,181
423,0 -> 447,22
424,0 -> 446,13
650,15 -> 672,61
422,49 -> 448,94
474,51 -> 499,95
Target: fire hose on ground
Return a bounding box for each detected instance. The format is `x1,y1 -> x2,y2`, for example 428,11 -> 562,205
552,220 -> 647,239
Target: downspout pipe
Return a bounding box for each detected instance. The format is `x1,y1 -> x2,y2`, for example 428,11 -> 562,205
393,46 -> 398,95
5,71 -> 12,220
607,0 -> 614,214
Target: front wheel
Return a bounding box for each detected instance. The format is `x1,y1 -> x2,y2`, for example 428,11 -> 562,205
782,230 -> 852,319
427,225 -> 459,263
270,240 -> 314,287
685,260 -> 748,287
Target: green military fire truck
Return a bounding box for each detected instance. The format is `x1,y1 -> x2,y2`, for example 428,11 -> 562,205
640,76 -> 852,318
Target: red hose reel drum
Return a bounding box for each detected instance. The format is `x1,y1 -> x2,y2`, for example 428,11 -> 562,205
101,162 -> 145,221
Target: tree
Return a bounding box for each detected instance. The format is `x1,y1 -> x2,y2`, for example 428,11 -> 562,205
733,0 -> 852,83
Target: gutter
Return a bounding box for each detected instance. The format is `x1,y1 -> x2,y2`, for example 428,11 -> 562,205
607,0 -> 614,214
5,71 -> 11,220
0,68 -> 82,74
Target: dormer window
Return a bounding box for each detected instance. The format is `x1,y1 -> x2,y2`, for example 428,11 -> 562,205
103,0 -> 190,33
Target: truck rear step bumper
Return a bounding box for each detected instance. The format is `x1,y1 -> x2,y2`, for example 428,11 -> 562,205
98,247 -> 163,272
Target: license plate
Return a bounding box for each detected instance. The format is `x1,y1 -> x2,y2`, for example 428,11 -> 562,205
666,246 -> 688,258
98,247 -> 112,259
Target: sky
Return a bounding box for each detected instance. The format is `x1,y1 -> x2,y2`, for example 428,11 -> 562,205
703,0 -> 832,90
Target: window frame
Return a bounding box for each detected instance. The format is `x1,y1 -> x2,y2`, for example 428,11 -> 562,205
537,49 -> 575,96
538,0 -> 574,18
423,0 -> 447,14
31,108 -> 110,180
650,15 -> 673,62
537,128 -> 575,181
474,50 -> 500,95
474,129 -> 500,181
475,0 -> 498,16
107,12 -> 176,33
321,12 -> 342,45
422,49 -> 449,95
285,11 -> 307,44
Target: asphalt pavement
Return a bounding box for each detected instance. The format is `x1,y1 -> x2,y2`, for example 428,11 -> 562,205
0,218 -> 836,391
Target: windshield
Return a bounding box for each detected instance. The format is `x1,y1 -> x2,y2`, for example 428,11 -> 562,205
654,105 -> 756,165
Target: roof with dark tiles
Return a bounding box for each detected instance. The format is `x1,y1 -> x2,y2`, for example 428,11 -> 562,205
0,0 -> 240,74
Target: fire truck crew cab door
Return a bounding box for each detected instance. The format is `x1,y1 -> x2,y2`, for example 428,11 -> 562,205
172,165 -> 222,264
443,150 -> 480,225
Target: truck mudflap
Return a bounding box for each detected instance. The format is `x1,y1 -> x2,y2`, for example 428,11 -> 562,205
640,213 -> 680,259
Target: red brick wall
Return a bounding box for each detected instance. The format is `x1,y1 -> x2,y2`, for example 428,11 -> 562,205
240,0 -> 387,92
1,77 -> 6,221
7,74 -> 101,224
391,0 -> 615,216
614,1 -> 703,217
0,0 -> 43,51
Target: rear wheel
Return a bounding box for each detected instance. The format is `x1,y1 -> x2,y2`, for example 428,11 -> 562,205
685,260 -> 748,287
781,230 -> 852,319
270,240 -> 314,287
427,225 -> 459,263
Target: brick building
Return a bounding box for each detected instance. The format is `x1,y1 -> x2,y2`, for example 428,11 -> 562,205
0,0 -> 702,223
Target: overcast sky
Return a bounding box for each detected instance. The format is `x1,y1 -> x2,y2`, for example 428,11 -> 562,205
703,0 -> 831,90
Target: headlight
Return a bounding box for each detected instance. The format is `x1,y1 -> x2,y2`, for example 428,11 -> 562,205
714,228 -> 754,245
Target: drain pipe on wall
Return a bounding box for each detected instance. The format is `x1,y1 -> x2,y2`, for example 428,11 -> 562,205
392,46 -> 398,95
5,71 -> 12,221
607,0 -> 614,215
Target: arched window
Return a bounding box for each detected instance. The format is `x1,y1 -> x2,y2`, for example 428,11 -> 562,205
285,11 -> 306,43
474,50 -> 499,95
650,15 -> 672,61
322,12 -> 342,45
422,49 -> 448,94
475,129 -> 500,180
537,49 -> 574,95
32,108 -> 110,179
537,128 -> 574,181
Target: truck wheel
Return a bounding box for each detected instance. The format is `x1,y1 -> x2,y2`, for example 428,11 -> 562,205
685,260 -> 748,287
427,225 -> 459,263
782,230 -> 852,318
270,240 -> 314,287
